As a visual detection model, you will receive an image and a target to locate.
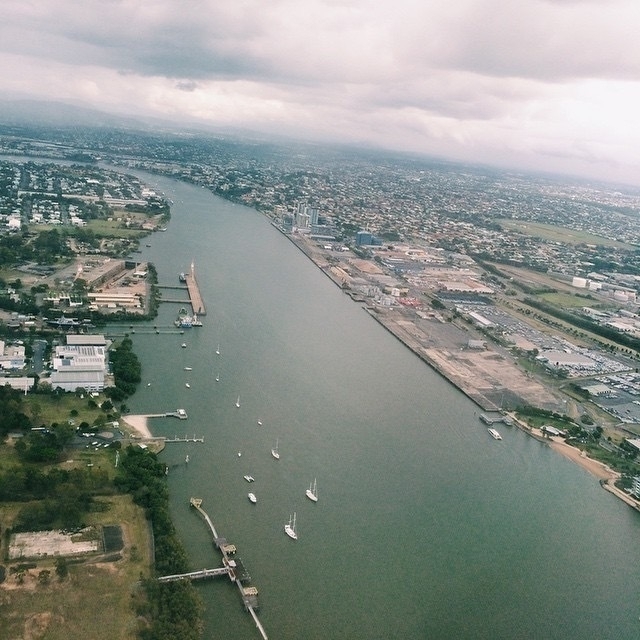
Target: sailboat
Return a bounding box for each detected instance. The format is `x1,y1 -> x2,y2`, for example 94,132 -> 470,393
271,439 -> 280,460
305,478 -> 318,502
236,395 -> 240,408
284,512 -> 298,540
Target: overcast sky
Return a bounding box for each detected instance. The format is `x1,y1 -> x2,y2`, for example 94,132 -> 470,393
1,0 -> 639,185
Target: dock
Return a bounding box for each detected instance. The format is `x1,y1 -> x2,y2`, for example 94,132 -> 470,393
184,261 -> 206,316
165,409 -> 188,420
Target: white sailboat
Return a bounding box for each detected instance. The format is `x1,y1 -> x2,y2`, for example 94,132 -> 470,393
306,478 -> 318,502
284,512 -> 298,540
271,439 -> 280,460
236,395 -> 240,408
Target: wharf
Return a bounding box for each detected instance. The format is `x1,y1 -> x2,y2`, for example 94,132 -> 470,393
184,262 -> 206,316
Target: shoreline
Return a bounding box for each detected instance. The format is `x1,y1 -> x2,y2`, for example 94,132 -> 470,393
281,231 -> 640,511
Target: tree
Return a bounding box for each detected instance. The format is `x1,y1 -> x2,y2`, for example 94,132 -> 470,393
38,569 -> 51,586
54,557 -> 68,581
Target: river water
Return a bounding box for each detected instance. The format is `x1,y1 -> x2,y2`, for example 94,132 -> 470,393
121,172 -> 640,639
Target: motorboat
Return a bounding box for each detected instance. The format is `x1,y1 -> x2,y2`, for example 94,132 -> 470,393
244,475 -> 255,482
248,492 -> 257,504
236,395 -> 240,408
488,428 -> 503,440
271,439 -> 280,460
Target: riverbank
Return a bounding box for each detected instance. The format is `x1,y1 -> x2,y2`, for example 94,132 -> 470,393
283,232 -> 640,513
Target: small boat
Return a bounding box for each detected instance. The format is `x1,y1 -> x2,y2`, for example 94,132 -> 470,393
488,428 -> 502,440
184,366 -> 192,371
181,343 -> 187,348
271,439 -> 280,460
248,492 -> 257,504
257,420 -> 263,426
284,512 -> 298,540
185,454 -> 190,464
236,395 -> 240,408
243,475 -> 255,482
238,451 -> 242,457
306,478 -> 318,503
215,373 -> 220,382
147,382 -> 151,387
185,383 -> 191,388
216,344 -> 220,355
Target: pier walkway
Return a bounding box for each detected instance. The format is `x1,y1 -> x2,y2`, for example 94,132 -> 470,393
158,567 -> 230,583
187,498 -> 268,639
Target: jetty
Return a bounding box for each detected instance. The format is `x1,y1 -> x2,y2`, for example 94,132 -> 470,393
183,260 -> 206,316
156,498 -> 268,639
163,435 -> 204,443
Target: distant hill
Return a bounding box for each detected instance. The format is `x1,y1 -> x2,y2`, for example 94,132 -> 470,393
0,99 -> 162,130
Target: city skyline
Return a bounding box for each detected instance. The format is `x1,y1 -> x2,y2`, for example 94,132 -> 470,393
1,1 -> 639,186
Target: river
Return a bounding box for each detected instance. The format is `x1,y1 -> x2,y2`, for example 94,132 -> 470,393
121,172 -> 640,639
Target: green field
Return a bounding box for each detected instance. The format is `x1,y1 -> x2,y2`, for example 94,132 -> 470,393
498,219 -> 634,250
539,291 -> 598,308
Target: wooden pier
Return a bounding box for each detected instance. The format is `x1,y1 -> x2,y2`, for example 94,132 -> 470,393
184,261 -> 206,316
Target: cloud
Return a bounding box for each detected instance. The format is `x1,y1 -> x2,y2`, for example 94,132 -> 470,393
0,0 -> 639,184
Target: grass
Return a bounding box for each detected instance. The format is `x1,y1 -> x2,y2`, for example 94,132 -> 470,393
539,291 -> 596,308
0,495 -> 152,640
498,219 -> 634,249
25,393 -> 107,429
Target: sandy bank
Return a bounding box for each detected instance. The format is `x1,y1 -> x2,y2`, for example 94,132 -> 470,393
546,437 -> 617,482
120,414 -> 153,439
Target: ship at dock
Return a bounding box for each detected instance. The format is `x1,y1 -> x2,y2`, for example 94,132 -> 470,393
175,308 -> 203,328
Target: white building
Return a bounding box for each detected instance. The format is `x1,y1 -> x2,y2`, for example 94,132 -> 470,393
0,340 -> 26,370
48,335 -> 108,392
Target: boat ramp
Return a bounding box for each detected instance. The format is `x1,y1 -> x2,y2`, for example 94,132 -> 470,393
156,498 -> 268,639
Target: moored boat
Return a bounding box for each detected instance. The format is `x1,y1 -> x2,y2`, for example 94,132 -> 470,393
306,478 -> 318,502
284,512 -> 298,539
